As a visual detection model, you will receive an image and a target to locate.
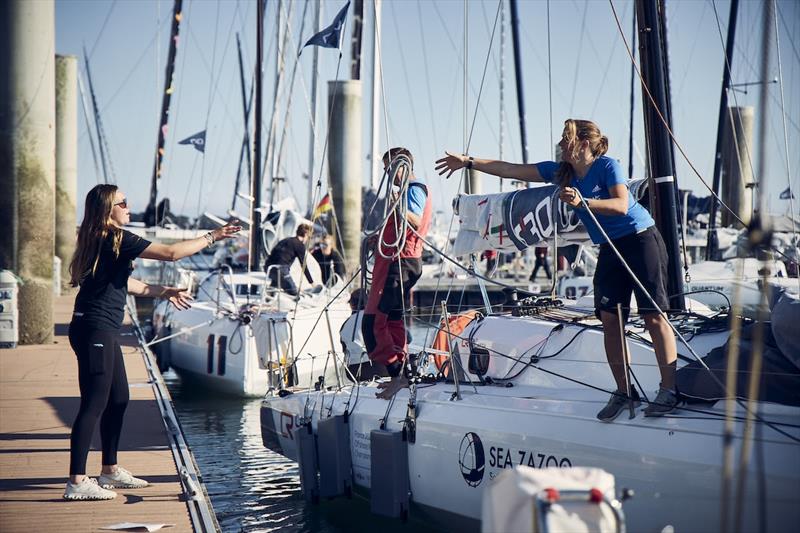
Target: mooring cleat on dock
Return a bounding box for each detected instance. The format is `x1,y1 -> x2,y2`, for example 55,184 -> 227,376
63,478 -> 117,500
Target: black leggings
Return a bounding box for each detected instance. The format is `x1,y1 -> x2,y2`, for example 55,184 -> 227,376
68,320 -> 130,475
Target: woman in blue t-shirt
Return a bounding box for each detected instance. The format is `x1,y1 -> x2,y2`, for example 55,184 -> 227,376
435,119 -> 679,421
64,184 -> 240,500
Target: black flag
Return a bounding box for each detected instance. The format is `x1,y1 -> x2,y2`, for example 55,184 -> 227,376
179,130 -> 206,153
302,2 -> 349,52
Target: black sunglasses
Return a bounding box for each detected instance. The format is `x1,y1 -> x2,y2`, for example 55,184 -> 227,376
114,199 -> 128,209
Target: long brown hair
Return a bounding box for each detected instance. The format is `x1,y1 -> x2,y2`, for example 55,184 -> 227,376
554,119 -> 609,186
69,184 -> 123,286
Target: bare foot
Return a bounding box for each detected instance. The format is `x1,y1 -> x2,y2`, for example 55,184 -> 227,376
376,376 -> 409,399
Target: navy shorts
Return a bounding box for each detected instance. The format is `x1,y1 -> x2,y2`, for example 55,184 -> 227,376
593,226 -> 670,321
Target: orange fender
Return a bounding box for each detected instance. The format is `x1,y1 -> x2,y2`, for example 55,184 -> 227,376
431,310 -> 480,375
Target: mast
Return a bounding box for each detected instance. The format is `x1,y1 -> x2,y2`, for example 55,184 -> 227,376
306,0 -> 322,212
706,0 -> 740,260
265,0 -> 293,210
82,47 -> 111,184
635,0 -> 685,312
509,0 -> 529,167
232,33 -> 253,212
627,12 -> 636,180
351,0 -> 364,79
249,0 -> 265,272
145,0 -> 183,227
76,71 -> 102,184
499,0 -> 505,192
369,0 -> 382,191
273,1 -> 312,189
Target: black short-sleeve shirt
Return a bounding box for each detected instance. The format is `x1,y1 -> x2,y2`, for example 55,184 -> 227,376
73,229 -> 151,330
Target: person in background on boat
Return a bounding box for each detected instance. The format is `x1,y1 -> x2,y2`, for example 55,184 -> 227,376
530,245 -> 552,281
436,119 -> 679,420
64,184 -> 240,501
264,224 -> 314,296
363,147 -> 432,399
312,234 -> 346,286
482,249 -> 498,277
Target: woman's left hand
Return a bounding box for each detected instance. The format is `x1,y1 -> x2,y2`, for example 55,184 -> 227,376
559,186 -> 582,208
163,287 -> 193,310
210,220 -> 242,243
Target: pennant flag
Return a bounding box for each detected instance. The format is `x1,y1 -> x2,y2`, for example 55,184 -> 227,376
179,130 -> 206,153
780,187 -> 795,200
302,2 -> 350,52
313,193 -> 333,218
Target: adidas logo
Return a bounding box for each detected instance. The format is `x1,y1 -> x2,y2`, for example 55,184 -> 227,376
592,185 -> 601,193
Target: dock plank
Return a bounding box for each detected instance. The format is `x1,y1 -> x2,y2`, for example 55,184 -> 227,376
0,295 -> 194,532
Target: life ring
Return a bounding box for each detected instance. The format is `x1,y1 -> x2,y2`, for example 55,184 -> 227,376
431,310 -> 480,376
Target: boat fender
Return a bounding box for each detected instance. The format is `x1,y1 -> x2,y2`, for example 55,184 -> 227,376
318,415 -> 354,500
370,429 -> 411,519
431,310 -> 481,374
294,422 -> 320,504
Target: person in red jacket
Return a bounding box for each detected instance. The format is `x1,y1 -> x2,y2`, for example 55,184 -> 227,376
362,147 -> 432,399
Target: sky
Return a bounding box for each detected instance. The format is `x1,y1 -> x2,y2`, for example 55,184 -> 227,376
55,0 -> 800,222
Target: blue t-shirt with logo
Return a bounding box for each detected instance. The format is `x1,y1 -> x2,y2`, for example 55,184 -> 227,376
536,156 -> 654,244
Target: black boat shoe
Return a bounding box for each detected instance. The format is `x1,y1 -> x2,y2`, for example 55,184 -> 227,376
597,388 -> 641,422
643,388 -> 679,417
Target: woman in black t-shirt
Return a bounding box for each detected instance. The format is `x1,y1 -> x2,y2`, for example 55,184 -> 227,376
63,184 -> 240,501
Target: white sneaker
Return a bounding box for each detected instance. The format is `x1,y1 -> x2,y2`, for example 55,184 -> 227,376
63,477 -> 117,500
98,467 -> 149,489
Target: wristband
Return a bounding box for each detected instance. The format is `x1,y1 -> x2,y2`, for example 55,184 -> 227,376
465,156 -> 474,170
204,232 -> 215,247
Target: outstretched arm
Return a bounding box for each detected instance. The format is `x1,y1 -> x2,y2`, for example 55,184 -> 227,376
435,151 -> 544,183
139,220 -> 241,262
127,278 -> 192,309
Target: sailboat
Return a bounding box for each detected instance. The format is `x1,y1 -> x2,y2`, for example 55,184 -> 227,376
258,1 -> 800,531
149,0 -> 353,397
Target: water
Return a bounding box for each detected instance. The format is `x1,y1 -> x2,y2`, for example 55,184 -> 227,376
163,325 -> 444,533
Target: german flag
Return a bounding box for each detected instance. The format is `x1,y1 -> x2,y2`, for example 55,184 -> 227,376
313,193 -> 333,218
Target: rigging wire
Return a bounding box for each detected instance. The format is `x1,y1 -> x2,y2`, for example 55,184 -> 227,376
568,0 -> 589,116
608,0 -> 797,269
546,0 -> 554,159
88,0 -> 118,60
288,13 -> 350,321
437,0 -> 503,318
272,0 -> 311,183
388,1 -> 427,175
194,0 -> 223,220
404,313 -> 800,433
571,186 -> 798,444
771,2 -> 799,291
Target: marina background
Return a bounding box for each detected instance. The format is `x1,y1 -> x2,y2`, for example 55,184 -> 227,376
54,0 -> 799,222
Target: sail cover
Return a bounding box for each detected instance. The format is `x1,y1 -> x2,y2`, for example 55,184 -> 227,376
451,178 -> 647,256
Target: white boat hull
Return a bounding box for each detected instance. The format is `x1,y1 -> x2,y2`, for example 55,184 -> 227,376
260,313 -> 800,532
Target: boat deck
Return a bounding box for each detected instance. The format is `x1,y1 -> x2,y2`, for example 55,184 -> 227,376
0,294 -> 203,532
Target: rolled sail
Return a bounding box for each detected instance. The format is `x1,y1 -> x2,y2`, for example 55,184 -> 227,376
451,178 -> 647,256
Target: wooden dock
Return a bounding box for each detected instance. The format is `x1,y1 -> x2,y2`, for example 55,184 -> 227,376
0,294 -> 213,532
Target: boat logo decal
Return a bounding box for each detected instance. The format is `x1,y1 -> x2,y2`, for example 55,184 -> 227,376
458,432 -> 485,487
280,411 -> 295,440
